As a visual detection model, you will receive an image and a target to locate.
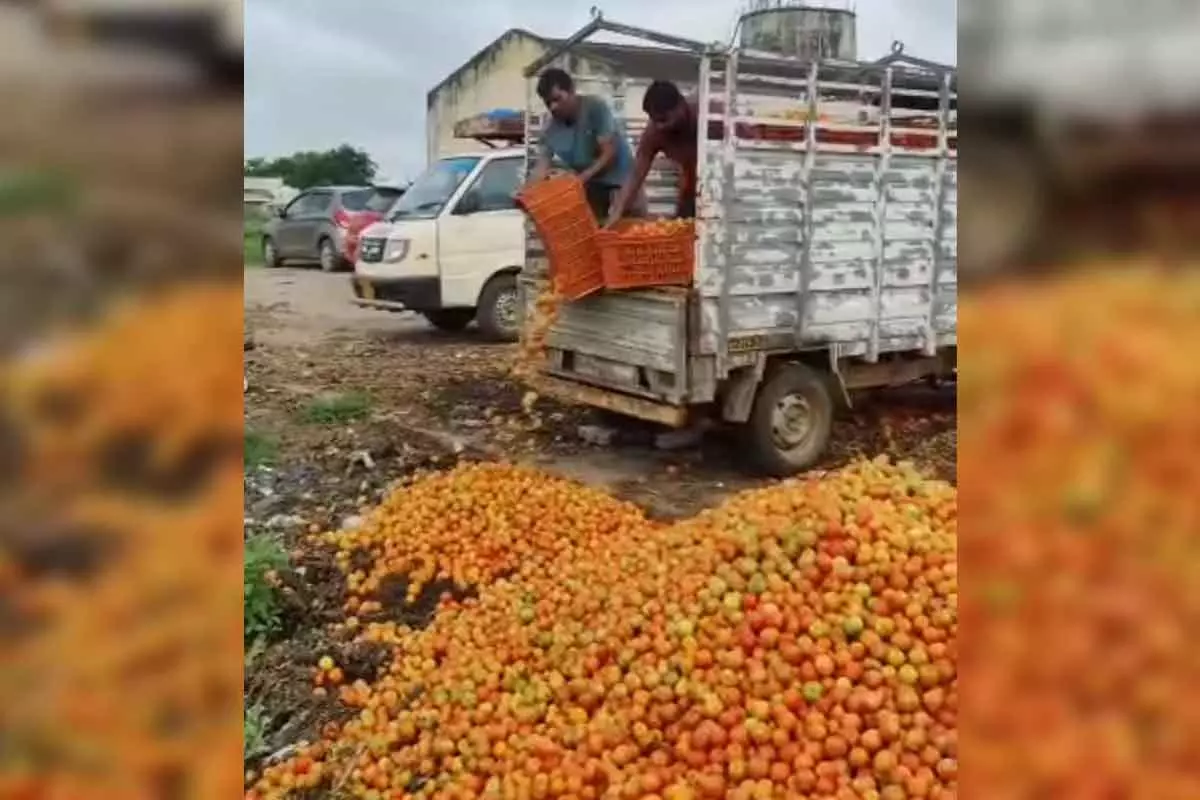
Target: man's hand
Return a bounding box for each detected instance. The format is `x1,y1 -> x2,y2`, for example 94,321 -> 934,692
606,194 -> 627,228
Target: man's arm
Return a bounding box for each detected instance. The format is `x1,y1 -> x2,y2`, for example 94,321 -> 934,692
528,140 -> 553,184
576,99 -> 618,185
608,133 -> 656,226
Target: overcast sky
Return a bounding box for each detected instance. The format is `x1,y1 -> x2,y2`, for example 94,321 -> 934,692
245,0 -> 956,183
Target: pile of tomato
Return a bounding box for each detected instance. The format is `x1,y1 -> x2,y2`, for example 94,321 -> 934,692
957,267 -> 1199,797
252,456 -> 957,798
320,462 -> 653,608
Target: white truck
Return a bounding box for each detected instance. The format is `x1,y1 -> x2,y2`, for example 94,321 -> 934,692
518,15 -> 957,476
40,0 -> 242,82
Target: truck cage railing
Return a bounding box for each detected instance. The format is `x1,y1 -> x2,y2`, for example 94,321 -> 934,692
520,11 -> 957,380
524,11 -> 956,91
523,13 -> 711,78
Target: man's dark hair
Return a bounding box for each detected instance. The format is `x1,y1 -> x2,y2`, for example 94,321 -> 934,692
536,68 -> 574,102
643,80 -> 684,116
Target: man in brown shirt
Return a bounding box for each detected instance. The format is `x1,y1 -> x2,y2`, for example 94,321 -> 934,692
607,80 -> 698,225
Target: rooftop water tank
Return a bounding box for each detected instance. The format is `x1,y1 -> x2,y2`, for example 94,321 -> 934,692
739,0 -> 857,61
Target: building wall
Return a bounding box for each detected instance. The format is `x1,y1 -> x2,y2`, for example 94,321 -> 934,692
426,32 -> 642,166
426,33 -> 547,165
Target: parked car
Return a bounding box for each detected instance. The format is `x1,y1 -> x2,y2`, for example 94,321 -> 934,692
261,185 -> 404,272
340,185 -> 407,265
351,150 -> 524,341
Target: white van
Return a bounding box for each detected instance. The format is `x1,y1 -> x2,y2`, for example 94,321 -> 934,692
351,149 -> 525,342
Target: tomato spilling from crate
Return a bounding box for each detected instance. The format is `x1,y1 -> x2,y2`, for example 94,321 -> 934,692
516,176 -> 604,301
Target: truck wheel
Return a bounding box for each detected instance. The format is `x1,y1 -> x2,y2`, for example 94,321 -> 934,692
746,363 -> 834,477
423,309 -> 475,332
476,273 -> 520,342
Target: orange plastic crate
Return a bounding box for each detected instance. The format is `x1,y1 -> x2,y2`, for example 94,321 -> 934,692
517,175 -> 603,301
597,221 -> 696,291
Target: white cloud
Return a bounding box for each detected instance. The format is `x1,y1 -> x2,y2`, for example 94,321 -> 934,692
245,1 -> 404,76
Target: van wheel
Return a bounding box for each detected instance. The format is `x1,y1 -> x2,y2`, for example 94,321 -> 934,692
423,309 -> 474,332
476,273 -> 520,342
746,362 -> 834,477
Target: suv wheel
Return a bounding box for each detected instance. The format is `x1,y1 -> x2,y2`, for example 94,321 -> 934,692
318,238 -> 341,272
262,237 -> 281,268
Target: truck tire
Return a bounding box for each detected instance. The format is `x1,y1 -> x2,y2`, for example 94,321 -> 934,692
745,362 -> 834,477
476,273 -> 520,342
423,309 -> 474,333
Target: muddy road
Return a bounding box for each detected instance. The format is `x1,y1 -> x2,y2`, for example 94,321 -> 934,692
244,267 -> 956,523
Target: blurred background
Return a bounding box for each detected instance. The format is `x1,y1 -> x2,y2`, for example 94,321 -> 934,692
0,1 -> 245,797
0,0 -> 1196,797
0,0 -> 242,350
961,0 -> 1200,273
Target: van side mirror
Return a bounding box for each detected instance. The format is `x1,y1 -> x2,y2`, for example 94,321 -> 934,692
274,205 -> 287,218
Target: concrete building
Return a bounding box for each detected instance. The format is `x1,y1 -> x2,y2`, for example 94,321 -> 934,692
243,176 -> 296,213
425,29 -> 700,164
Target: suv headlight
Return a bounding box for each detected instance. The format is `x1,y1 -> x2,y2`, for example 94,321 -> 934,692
384,238 -> 410,263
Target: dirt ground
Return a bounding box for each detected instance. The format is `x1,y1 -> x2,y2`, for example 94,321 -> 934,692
242,266 -> 956,768
244,267 -> 956,519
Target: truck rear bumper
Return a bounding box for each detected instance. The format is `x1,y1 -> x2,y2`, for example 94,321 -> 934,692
531,375 -> 689,428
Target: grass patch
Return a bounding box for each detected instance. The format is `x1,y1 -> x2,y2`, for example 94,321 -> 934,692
244,430 -> 278,469
244,214 -> 265,267
244,701 -> 270,761
301,391 -> 372,425
244,531 -> 288,643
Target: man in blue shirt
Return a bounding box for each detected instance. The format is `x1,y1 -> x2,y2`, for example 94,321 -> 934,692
529,68 -> 638,222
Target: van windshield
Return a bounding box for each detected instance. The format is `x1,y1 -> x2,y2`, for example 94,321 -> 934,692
388,157 -> 480,220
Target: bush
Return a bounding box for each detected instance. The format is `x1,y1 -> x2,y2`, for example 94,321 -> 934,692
244,532 -> 288,643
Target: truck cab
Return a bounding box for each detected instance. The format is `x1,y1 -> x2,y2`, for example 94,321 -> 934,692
351,148 -> 525,341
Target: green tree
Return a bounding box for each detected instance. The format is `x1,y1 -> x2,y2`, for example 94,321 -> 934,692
244,145 -> 378,188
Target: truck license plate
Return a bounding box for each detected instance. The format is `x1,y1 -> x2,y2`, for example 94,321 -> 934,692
359,279 -> 375,300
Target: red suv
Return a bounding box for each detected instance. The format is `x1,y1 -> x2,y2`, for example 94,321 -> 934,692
262,184 -> 406,272
340,185 -> 407,265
